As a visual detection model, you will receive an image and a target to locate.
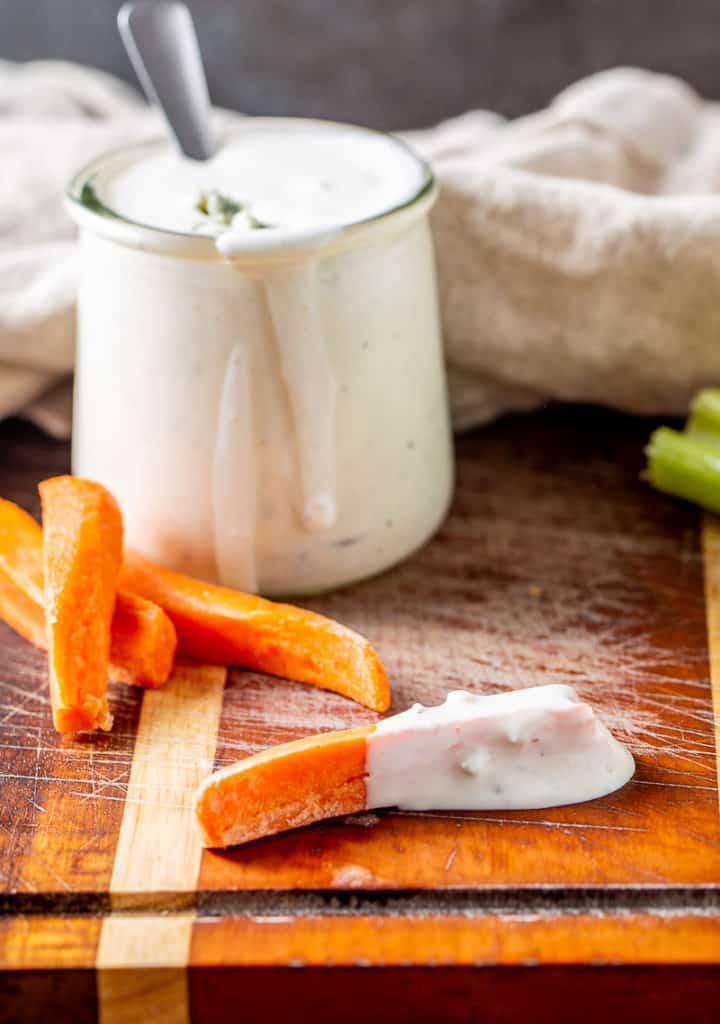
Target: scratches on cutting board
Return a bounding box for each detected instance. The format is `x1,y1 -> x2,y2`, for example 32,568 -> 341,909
394,810 -> 648,833
0,635 -> 142,895
701,516 -> 720,806
0,410 -> 718,898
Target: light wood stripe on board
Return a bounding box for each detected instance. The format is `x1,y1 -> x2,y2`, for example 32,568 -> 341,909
96,663 -> 226,1024
701,516 -> 720,805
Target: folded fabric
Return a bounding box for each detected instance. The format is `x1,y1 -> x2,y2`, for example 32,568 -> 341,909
3,61 -> 720,438
1,62 -> 150,436
409,67 -> 720,423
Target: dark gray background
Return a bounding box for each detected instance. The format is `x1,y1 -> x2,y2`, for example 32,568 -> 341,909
2,0 -> 719,129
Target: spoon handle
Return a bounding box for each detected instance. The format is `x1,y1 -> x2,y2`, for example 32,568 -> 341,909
118,1 -> 215,161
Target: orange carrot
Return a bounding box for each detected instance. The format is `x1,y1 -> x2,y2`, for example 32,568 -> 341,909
106,595 -> 177,689
0,497 -> 46,605
194,724 -> 373,847
40,476 -> 123,733
0,569 -> 47,650
0,497 -> 176,688
122,553 -> 391,712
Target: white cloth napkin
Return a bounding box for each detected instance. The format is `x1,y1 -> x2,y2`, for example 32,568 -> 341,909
4,61 -> 720,438
410,68 -> 720,426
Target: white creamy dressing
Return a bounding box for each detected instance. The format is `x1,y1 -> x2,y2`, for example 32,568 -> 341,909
212,342 -> 258,590
263,262 -> 337,532
103,124 -> 426,235
99,123 -> 427,589
365,685 -> 635,811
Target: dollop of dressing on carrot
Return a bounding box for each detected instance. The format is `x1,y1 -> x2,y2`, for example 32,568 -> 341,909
365,684 -> 635,811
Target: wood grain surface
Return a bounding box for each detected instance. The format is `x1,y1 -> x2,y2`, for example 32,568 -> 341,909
0,408 -> 718,1022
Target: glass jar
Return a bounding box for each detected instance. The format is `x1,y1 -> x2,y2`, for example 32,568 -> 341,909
66,120 -> 453,596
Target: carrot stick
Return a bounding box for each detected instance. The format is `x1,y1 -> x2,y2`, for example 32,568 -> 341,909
0,569 -> 47,650
0,497 -> 46,605
194,724 -> 373,847
106,595 -> 177,689
122,553 -> 391,712
40,476 -> 123,733
0,497 -> 176,688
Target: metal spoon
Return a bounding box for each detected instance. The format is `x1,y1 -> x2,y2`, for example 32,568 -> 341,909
118,1 -> 215,161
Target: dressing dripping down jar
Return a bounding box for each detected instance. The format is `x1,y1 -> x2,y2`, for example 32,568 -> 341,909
67,119 -> 453,596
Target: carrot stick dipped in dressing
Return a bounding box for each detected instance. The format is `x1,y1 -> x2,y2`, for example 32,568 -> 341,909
121,553 -> 391,713
39,477 -> 123,733
0,497 -> 176,689
195,725 -> 373,848
194,685 -> 635,848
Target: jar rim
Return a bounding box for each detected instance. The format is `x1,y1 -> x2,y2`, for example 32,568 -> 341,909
66,117 -> 436,260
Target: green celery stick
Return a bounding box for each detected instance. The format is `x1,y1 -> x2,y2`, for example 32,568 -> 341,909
646,426 -> 720,514
686,388 -> 720,450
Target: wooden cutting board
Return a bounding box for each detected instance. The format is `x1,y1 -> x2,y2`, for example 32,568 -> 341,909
0,407 -> 718,1023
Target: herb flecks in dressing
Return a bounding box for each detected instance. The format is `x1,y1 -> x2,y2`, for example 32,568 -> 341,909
195,190 -> 270,230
